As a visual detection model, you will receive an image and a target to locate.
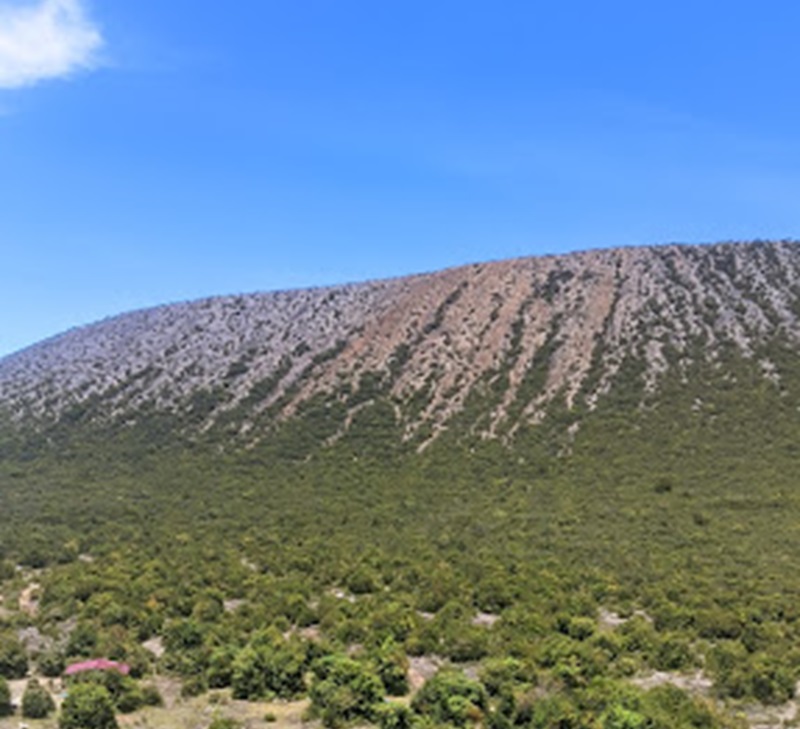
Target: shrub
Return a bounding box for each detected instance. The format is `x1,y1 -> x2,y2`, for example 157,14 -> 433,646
231,646 -> 263,700
115,684 -> 145,714
479,657 -> 528,695
231,640 -> 307,700
141,683 -> 163,707
164,619 -> 204,652
39,650 -> 67,678
22,678 -> 56,718
346,566 -> 379,595
0,560 -> 14,581
65,622 -> 99,658
640,684 -> 724,728
0,676 -> 12,717
309,655 -> 385,727
654,634 -> 694,672
370,639 -> 410,696
411,671 -> 488,726
528,694 -> 580,729
207,645 -> 236,689
566,616 -> 596,641
374,702 -> 414,729
0,633 -> 28,678
208,717 -> 241,729
601,704 -> 647,729
59,683 -> 118,729
180,674 -> 208,698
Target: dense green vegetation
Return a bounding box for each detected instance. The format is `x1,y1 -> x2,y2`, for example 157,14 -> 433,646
22,678 -> 56,719
59,683 -> 118,729
2,336 -> 800,727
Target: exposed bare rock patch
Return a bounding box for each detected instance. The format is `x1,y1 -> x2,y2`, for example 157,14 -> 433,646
18,583 -> 40,617
631,669 -> 714,695
142,636 -> 165,659
408,655 -> 446,691
223,598 -> 246,614
471,612 -> 500,628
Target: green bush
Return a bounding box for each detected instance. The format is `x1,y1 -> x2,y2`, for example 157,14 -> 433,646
370,639 -> 410,696
707,642 -> 795,703
231,638 -> 307,701
346,566 -> 380,594
22,678 -> 56,718
208,717 -> 241,729
444,626 -> 489,662
39,650 -> 67,677
640,684 -> 725,728
479,657 -> 529,695
141,684 -> 163,707
654,634 -> 694,672
566,616 -> 596,641
528,693 -> 580,729
309,655 -> 385,727
59,683 -> 118,729
180,673 -> 208,698
374,702 -> 414,729
115,684 -> 145,714
65,622 -> 99,658
601,704 -> 647,729
0,560 -> 14,582
164,619 -> 204,652
208,645 -> 237,689
0,633 -> 28,678
0,676 -> 12,717
411,671 -> 488,726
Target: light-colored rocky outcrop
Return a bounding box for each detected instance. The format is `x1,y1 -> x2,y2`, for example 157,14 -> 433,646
2,241 -> 799,440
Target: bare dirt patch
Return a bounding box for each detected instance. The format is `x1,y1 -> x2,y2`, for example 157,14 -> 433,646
18,583 -> 40,617
117,687 -> 311,729
738,681 -> 800,729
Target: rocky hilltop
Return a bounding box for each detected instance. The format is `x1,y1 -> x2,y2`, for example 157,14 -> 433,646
2,241 -> 800,444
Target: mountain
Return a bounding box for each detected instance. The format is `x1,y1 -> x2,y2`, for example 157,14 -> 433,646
2,240 -> 800,451
3,241 -> 800,729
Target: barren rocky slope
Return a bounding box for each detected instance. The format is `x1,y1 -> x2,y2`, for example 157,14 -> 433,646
2,241 -> 799,443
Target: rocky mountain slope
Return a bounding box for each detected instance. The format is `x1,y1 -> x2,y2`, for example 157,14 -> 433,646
3,242 -> 800,729
2,241 -> 799,444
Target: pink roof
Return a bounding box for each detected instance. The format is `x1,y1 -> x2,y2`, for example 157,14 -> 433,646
65,659 -> 131,676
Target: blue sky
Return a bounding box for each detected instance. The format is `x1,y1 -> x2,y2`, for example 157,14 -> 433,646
2,1 -> 800,356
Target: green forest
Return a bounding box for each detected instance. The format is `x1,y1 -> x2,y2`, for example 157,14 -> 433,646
1,339 -> 800,729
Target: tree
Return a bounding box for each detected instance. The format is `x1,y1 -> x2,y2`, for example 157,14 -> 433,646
309,655 -> 384,728
207,645 -> 236,689
0,633 -> 28,678
231,639 -> 307,700
39,650 -> 67,678
411,671 -> 488,726
370,639 -> 409,696
22,678 -> 56,719
0,676 -> 12,717
59,683 -> 118,729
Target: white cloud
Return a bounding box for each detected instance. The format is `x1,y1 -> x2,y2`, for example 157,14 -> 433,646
0,0 -> 102,88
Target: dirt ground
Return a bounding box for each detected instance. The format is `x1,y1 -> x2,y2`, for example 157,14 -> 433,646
0,678 -> 313,729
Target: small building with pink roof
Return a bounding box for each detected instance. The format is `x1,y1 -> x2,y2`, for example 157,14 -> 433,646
64,659 -> 131,676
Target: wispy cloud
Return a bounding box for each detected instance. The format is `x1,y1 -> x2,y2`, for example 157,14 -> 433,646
0,0 -> 102,88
